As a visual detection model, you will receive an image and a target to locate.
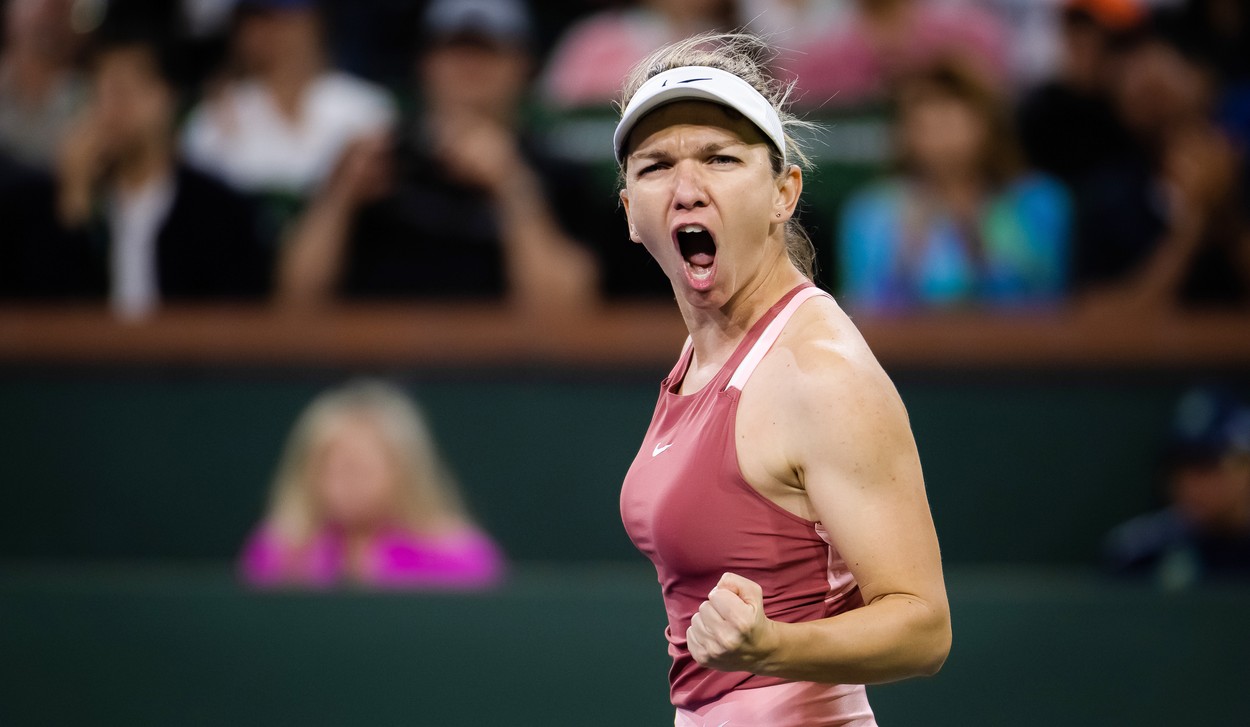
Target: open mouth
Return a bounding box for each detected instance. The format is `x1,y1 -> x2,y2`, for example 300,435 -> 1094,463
675,224 -> 717,290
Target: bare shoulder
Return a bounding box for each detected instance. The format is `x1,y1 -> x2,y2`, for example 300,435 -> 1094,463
755,295 -> 912,454
764,295 -> 896,400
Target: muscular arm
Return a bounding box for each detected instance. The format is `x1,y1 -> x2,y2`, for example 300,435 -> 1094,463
688,307 -> 950,684
763,336 -> 950,683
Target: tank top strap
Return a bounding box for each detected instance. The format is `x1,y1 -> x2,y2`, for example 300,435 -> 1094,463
725,286 -> 830,392
666,336 -> 695,383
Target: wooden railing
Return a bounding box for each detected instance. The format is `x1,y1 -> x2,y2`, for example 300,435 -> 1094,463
0,303 -> 1246,369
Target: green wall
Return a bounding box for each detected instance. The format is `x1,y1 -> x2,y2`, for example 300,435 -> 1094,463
2,365 -> 1247,726
2,564 -> 1247,726
0,367 -> 1234,564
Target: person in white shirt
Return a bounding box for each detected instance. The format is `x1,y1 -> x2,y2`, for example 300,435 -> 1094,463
180,0 -> 395,199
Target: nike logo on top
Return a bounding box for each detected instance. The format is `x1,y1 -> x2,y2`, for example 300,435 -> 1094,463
652,442 -> 674,457
679,77 -> 713,84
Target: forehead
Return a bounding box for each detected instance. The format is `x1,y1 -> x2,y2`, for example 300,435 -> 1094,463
623,100 -> 770,158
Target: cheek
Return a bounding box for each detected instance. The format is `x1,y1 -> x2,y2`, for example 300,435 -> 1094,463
313,442 -> 399,521
621,187 -> 662,239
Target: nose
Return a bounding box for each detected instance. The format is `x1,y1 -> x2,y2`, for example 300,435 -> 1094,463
671,161 -> 709,211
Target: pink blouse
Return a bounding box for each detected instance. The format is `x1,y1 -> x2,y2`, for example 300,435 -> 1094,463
239,523 -> 506,589
781,3 -> 1010,109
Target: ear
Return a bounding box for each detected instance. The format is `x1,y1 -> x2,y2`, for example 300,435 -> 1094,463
620,189 -> 641,244
772,165 -> 803,224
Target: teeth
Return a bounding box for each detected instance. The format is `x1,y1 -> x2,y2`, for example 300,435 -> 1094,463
678,225 -> 706,234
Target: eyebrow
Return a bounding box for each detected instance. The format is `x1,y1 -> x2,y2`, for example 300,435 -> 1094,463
628,140 -> 744,163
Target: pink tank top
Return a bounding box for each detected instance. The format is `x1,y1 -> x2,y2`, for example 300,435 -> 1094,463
620,284 -> 870,715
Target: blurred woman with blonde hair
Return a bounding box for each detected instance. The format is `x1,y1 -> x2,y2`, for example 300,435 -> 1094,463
239,380 -> 504,588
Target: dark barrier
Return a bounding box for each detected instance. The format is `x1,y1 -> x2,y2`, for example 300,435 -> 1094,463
1,564 -> 1247,726
0,367 -> 1242,564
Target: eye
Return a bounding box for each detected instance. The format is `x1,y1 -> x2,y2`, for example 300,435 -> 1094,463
636,162 -> 668,177
709,155 -> 740,166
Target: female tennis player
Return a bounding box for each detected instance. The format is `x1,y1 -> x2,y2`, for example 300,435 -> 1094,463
617,34 -> 951,726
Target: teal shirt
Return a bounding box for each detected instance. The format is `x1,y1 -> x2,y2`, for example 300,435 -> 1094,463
838,174 -> 1071,310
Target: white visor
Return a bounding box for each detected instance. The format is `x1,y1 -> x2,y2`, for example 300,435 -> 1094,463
613,66 -> 787,167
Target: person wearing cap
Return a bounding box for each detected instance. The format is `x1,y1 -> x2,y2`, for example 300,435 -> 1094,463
277,0 -> 605,309
180,0 -> 396,203
616,32 -> 949,725
1104,388 -> 1250,587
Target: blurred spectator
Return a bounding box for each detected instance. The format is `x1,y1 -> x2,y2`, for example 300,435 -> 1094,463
769,0 -> 1011,112
180,0 -> 396,202
1074,18 -> 1250,312
740,0 -> 853,55
539,0 -> 738,109
983,0 -> 1069,86
1167,0 -> 1250,87
53,30 -> 270,319
240,379 -> 506,589
1017,0 -> 1144,187
0,0 -> 87,169
1163,0 -> 1250,200
1104,388 -> 1250,588
837,60 -> 1071,310
277,0 -> 606,310
0,149 -> 90,298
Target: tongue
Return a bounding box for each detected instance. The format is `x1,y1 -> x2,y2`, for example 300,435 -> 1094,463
687,252 -> 715,267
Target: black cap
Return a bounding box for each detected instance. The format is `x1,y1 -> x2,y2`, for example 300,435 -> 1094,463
422,0 -> 532,48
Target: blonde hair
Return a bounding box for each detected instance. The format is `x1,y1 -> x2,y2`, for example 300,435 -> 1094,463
264,379 -> 468,544
617,31 -> 818,278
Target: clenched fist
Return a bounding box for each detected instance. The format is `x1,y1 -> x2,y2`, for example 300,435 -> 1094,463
686,572 -> 778,673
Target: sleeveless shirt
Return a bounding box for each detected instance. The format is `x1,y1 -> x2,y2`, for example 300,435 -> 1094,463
620,283 -> 870,716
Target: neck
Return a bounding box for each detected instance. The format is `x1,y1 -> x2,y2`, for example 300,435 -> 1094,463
113,139 -> 173,194
340,527 -> 381,583
261,55 -> 320,120
677,247 -> 807,373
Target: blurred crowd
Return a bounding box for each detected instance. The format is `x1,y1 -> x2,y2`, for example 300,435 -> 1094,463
1,0 -> 1248,318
